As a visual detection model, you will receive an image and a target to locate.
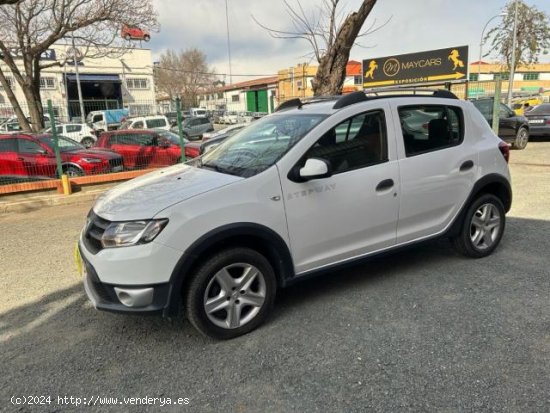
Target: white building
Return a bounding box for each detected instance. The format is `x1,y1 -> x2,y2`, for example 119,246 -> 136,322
0,44 -> 156,122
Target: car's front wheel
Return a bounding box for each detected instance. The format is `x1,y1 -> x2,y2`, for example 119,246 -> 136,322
451,193 -> 505,258
185,248 -> 277,339
513,127 -> 529,150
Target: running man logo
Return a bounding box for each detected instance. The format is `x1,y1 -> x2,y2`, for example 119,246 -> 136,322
448,49 -> 464,70
364,60 -> 378,79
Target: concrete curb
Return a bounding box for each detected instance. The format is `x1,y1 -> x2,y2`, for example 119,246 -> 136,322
0,188 -> 106,215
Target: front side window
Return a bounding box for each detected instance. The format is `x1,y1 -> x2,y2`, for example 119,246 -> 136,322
304,110 -> 388,174
398,105 -> 464,157
132,121 -> 144,129
200,113 -> 327,178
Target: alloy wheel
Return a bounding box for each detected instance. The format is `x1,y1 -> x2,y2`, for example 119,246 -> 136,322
203,263 -> 266,329
469,203 -> 501,250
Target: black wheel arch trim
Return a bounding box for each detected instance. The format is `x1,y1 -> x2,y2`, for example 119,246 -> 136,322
446,173 -> 512,238
163,222 -> 294,317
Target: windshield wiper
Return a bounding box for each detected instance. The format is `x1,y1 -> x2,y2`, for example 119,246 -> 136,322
202,161 -> 242,177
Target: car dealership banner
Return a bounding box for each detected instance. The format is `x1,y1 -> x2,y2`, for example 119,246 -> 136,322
362,46 -> 469,88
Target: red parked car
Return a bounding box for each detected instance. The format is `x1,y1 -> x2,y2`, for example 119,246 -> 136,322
0,133 -> 123,178
95,130 -> 194,168
121,25 -> 150,42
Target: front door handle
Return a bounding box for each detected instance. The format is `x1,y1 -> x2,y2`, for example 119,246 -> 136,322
376,179 -> 394,192
16,157 -> 24,161
460,160 -> 474,171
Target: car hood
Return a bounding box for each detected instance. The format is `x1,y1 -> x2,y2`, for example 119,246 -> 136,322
93,164 -> 243,221
64,148 -> 120,160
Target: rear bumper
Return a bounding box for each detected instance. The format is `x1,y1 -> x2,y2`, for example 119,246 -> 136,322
528,125 -> 550,136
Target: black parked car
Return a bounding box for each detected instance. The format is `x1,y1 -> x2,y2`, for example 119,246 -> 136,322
472,99 -> 530,150
524,104 -> 550,137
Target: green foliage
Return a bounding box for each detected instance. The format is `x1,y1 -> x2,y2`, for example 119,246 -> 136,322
485,0 -> 550,71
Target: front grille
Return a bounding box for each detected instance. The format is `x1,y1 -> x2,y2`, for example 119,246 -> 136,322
83,211 -> 110,254
109,157 -> 123,168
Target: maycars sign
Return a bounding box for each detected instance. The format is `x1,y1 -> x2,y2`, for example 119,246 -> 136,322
363,46 -> 468,88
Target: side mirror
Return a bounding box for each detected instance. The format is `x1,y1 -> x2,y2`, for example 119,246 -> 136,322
299,158 -> 331,181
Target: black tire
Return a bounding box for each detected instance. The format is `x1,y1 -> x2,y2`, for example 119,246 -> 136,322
451,193 -> 506,258
185,247 -> 277,339
64,166 -> 84,177
124,34 -> 131,41
512,127 -> 529,150
81,137 -> 95,148
144,35 -> 150,42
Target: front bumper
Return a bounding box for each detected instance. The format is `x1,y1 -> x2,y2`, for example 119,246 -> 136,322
80,244 -> 171,315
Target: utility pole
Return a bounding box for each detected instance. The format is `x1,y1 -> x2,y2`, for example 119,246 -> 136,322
225,0 -> 233,85
71,33 -> 86,123
507,0 -> 519,105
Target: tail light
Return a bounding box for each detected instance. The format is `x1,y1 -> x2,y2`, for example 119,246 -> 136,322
498,141 -> 510,163
185,146 -> 199,158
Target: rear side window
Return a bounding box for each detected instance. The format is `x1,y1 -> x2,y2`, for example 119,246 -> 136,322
132,121 -> 144,129
66,125 -> 82,133
146,118 -> 167,128
0,138 -> 17,152
398,105 -> 464,157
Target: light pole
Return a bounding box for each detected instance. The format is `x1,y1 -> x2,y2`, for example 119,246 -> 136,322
478,13 -> 507,76
70,33 -> 86,122
507,0 -> 519,105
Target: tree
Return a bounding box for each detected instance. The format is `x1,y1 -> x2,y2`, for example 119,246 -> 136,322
254,0 -> 383,96
154,48 -> 215,108
485,0 -> 550,72
0,0 -> 158,131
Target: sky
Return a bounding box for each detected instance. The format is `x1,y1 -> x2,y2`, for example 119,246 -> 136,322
149,0 -> 550,83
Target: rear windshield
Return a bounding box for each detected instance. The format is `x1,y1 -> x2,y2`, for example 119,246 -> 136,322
528,104 -> 550,114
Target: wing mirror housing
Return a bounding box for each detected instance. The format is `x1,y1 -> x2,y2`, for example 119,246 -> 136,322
294,158 -> 332,181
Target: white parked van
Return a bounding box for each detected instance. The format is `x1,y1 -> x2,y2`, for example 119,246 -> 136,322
189,108 -> 207,118
119,115 -> 170,131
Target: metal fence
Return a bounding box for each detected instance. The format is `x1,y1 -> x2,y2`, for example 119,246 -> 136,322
0,99 -> 194,194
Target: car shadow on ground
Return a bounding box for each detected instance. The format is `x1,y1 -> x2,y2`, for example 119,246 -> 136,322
0,216 -> 546,346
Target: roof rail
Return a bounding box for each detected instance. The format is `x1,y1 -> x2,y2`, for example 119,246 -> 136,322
331,88 -> 459,110
275,98 -> 302,112
275,95 -> 339,112
364,88 -> 458,99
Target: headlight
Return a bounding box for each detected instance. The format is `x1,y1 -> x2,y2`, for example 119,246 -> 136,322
101,219 -> 168,248
81,157 -> 102,163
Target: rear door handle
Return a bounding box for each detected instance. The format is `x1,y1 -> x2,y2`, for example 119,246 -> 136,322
376,179 -> 394,192
460,160 -> 474,171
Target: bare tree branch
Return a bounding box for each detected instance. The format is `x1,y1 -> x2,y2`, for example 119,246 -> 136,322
253,0 -> 385,96
0,0 -> 159,130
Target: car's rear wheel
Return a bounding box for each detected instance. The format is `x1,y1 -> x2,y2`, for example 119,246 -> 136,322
513,127 -> 529,150
185,248 -> 276,339
144,35 -> 150,42
124,34 -> 131,41
81,137 -> 95,148
451,194 -> 505,258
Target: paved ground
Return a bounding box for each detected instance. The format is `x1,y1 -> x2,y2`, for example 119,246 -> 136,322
1,142 -> 549,412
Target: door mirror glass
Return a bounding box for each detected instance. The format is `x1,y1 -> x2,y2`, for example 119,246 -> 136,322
299,158 -> 331,180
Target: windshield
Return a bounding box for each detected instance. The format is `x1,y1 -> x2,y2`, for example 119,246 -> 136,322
156,130 -> 188,144
39,135 -> 84,152
200,113 -> 327,178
